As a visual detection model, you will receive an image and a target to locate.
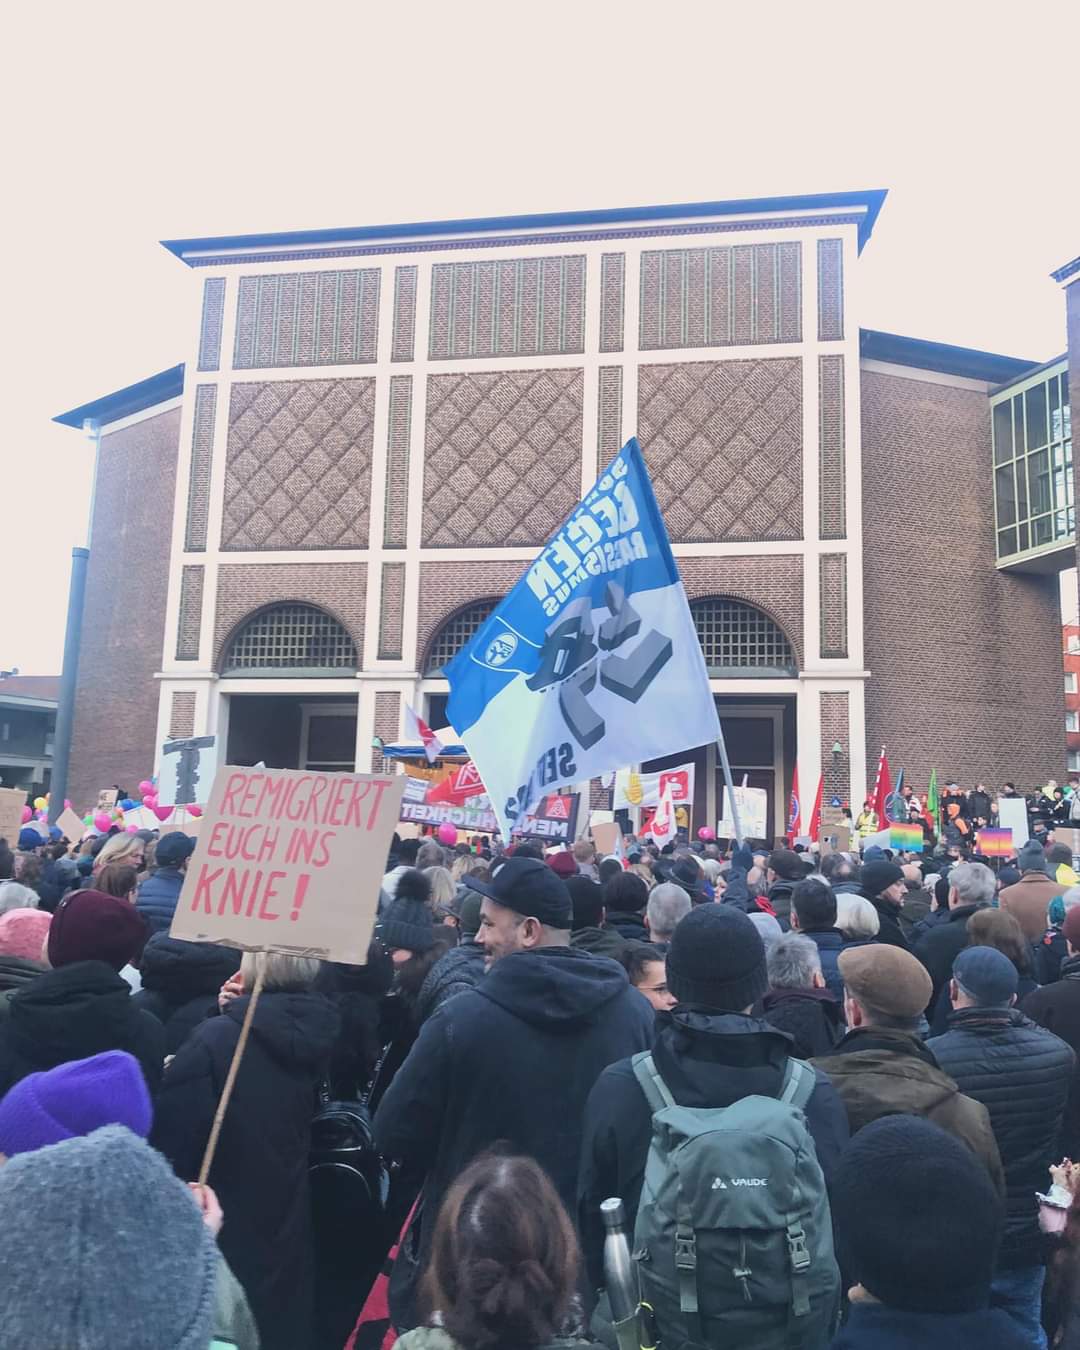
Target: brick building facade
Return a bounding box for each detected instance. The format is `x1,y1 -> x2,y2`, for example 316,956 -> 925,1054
54,193 -> 1071,831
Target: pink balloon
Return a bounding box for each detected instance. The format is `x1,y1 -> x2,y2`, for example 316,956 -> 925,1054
142,794 -> 157,808
93,812 -> 112,832
139,780 -> 154,796
126,824 -> 139,833
152,805 -> 173,822
436,823 -> 458,846
697,826 -> 716,841
187,804 -> 203,818
20,806 -> 31,823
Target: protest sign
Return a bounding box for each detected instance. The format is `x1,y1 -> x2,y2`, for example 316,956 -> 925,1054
123,805 -> 160,831
56,807 -> 88,842
0,788 -> 27,846
613,762 -> 695,811
399,775 -> 499,832
95,788 -> 118,813
997,797 -> 1029,848
158,735 -> 218,807
718,786 -> 767,842
976,827 -> 1013,858
592,820 -> 622,857
445,438 -> 720,838
515,792 -> 582,842
171,765 -> 405,965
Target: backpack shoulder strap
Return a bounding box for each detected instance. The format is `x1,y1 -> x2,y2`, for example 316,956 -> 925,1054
778,1056 -> 816,1110
632,1051 -> 676,1112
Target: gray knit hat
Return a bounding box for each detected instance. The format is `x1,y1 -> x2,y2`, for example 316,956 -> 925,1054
376,869 -> 437,953
0,1125 -> 218,1348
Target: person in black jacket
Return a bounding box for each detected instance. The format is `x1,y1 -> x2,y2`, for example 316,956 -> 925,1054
754,932 -> 843,1059
134,831 -> 195,935
151,949 -> 340,1350
568,875 -> 627,960
859,860 -> 910,948
577,904 -> 849,1294
0,889 -> 163,1097
928,946 -> 1074,1347
789,877 -> 844,1002
374,856 -> 653,1331
601,869 -> 650,942
913,860 -> 995,1016
132,930 -> 242,1054
314,943 -> 394,1101
1023,905 -> 1080,1158
764,848 -> 805,927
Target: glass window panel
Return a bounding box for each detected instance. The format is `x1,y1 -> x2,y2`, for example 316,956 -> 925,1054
995,465 -> 1017,525
1015,453 -> 1029,520
997,526 -> 1017,557
691,599 -> 796,673
1018,522 -> 1030,550
993,400 -> 1013,464
224,604 -> 358,672
1028,448 -> 1052,516
1069,750 -> 1080,772
1014,399 -> 1025,455
1068,711 -> 1079,733
1033,515 -> 1053,546
1026,385 -> 1048,449
424,600 -> 499,675
1051,377 -> 1063,443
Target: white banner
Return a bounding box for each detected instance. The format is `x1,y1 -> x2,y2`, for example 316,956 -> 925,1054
612,761 -> 695,811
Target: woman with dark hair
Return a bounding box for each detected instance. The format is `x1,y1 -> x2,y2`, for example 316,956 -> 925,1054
396,1153 -> 588,1350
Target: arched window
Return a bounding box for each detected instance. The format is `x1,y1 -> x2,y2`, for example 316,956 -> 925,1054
423,599 -> 499,676
691,597 -> 797,676
222,603 -> 358,676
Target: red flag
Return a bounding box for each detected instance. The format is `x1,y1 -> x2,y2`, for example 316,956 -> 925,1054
404,704 -> 444,765
807,773 -> 824,843
788,764 -> 802,836
427,761 -> 485,806
870,747 -> 893,824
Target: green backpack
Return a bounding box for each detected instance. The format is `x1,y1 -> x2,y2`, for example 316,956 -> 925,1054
630,1052 -> 839,1350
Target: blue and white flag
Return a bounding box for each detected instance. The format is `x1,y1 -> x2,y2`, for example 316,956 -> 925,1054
446,438 -> 720,838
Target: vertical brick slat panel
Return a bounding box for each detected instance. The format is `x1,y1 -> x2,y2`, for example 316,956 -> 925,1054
598,367 -> 623,457
168,691 -> 196,740
176,565 -> 204,661
378,563 -> 406,660
373,692 -> 401,774
817,239 -> 844,341
197,278 -> 225,372
391,265 -> 418,362
819,555 -> 848,658
599,254 -> 625,353
820,691 -> 851,807
384,376 -> 412,548
185,385 -> 216,551
818,355 -> 846,540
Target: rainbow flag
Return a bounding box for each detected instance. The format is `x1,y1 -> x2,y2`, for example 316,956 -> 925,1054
977,827 -> 1013,857
890,823 -> 924,853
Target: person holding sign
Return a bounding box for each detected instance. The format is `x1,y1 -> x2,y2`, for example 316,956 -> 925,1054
152,951 -> 341,1350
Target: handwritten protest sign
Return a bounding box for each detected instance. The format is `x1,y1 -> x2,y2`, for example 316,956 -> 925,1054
171,765 -> 405,964
56,807 -> 88,842
0,788 -> 26,848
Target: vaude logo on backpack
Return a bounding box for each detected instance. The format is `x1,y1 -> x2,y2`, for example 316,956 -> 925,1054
630,1051 -> 839,1350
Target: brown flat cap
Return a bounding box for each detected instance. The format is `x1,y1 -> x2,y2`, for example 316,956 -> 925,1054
838,944 -> 932,1019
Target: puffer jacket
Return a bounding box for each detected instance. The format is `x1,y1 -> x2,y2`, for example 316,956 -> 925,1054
928,1007 -> 1074,1268
135,866 -> 187,935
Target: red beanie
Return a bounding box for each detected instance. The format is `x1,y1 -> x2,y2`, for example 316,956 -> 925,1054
47,890 -> 148,971
547,851 -> 578,880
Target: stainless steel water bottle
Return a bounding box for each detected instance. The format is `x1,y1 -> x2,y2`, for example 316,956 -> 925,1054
601,1196 -> 638,1324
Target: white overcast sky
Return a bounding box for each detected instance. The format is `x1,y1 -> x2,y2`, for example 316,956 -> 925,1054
2,0 -> 1077,672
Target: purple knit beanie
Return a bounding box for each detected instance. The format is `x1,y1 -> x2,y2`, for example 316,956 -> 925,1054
0,1051 -> 152,1157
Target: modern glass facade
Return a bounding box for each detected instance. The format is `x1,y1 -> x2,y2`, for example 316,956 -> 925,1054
992,358 -> 1072,563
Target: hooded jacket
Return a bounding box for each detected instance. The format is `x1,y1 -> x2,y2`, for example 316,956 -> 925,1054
0,959 -> 165,1097
132,932 -> 242,1054
152,989 -> 341,1350
414,941 -> 485,1025
374,944 -> 653,1313
605,910 -> 649,943
927,1006 -> 1073,1268
571,925 -> 627,961
812,1027 -> 1004,1194
135,865 -> 188,935
577,1008 -> 850,1292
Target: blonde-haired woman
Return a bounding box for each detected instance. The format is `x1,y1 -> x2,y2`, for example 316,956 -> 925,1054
93,833 -> 147,876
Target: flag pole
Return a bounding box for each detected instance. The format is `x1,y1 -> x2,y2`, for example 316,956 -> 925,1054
715,725 -> 744,846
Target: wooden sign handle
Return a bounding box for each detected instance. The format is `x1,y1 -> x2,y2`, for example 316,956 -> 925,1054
197,950 -> 267,1187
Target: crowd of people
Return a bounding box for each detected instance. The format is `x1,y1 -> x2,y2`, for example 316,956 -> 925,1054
5,803 -> 1080,1349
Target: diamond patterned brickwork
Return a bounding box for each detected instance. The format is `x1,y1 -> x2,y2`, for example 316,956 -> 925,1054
378,563 -> 406,660
222,379 -> 375,551
637,358 -> 803,543
197,278 -> 225,372
392,266 -> 418,362
598,367 -> 623,457
233,269 -> 380,369
372,691 -> 401,774
185,385 -> 217,552
422,369 -> 583,547
213,563 -> 367,668
176,565 -> 204,661
416,561 -> 532,671
384,376 -> 412,548
817,239 -> 844,342
819,554 -> 848,658
639,243 -> 801,350
428,256 -> 585,360
600,253 -> 625,353
819,355 -> 846,540
168,691 -> 196,741
677,555 -> 803,667
820,691 -> 850,808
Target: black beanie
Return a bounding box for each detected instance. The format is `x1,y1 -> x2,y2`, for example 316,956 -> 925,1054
830,1115 -> 1003,1314
666,905 -> 767,1011
377,870 -> 436,953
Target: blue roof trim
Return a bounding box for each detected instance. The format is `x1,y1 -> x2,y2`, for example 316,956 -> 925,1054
53,364 -> 185,428
859,330 -> 1039,384
1052,256 -> 1080,284
161,189 -> 888,264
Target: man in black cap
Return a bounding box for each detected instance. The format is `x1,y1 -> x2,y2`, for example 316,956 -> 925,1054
577,904 -> 848,1292
928,947 -> 1073,1344
858,859 -> 910,948
829,1116 -> 1028,1348
374,854 -> 652,1328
